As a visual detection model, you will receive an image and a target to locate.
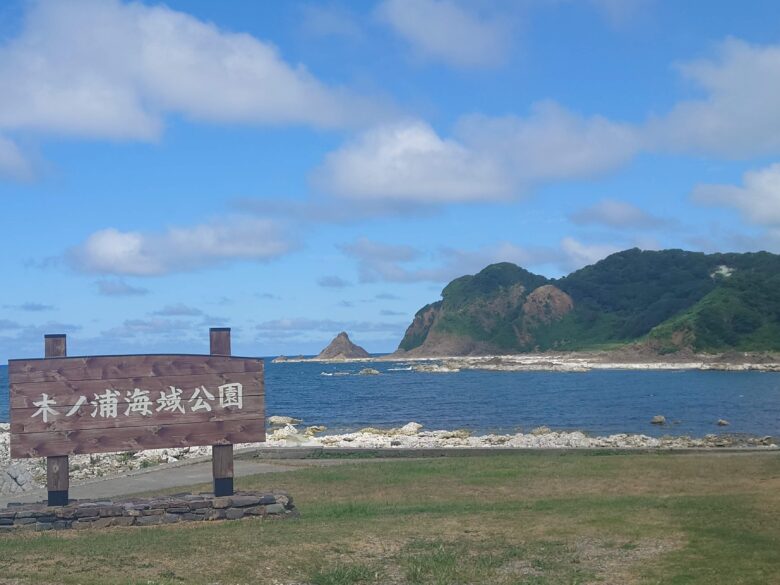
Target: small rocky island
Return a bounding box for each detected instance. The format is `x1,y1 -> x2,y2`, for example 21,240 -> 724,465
316,332 -> 370,360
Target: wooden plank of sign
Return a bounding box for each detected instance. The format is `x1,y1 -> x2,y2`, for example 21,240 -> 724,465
10,371 -> 263,409
10,394 -> 264,434
8,355 -> 263,384
11,420 -> 266,459
9,354 -> 265,458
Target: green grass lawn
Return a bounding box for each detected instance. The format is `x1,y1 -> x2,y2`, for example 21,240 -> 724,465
1,452 -> 779,584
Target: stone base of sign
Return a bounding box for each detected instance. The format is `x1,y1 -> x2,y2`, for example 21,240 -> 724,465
0,491 -> 296,532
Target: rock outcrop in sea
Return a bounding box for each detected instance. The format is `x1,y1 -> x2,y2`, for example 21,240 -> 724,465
316,332 -> 370,360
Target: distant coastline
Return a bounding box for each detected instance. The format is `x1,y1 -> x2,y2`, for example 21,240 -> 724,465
272,350 -> 780,372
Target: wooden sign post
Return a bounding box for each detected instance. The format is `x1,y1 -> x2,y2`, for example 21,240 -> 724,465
210,328 -> 234,497
44,334 -> 69,506
9,329 -> 264,505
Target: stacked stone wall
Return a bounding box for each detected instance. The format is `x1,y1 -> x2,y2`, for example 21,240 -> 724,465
0,491 -> 295,532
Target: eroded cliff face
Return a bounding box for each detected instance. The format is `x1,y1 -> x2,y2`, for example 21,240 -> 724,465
515,285 -> 574,349
522,285 -> 574,325
396,275 -> 573,356
398,302 -> 442,352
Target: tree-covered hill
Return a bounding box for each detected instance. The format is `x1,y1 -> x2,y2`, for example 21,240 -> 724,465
396,248 -> 780,355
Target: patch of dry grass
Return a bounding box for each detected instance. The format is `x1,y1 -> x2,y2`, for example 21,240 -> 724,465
0,451 -> 778,584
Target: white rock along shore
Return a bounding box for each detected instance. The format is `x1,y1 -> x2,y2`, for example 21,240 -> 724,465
274,352 -> 780,372
1,421 -> 776,497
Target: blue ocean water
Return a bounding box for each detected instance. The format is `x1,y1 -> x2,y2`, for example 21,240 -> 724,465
2,362 -> 779,437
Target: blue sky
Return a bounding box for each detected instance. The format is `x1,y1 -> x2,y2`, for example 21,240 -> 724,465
1,0 -> 780,360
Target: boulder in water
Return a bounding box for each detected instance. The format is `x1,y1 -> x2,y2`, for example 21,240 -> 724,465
267,416 -> 302,426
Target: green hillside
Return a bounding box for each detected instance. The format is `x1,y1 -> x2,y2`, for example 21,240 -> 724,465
396,248 -> 780,355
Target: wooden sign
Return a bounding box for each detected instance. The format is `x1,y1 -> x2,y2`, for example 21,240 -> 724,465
9,354 -> 265,458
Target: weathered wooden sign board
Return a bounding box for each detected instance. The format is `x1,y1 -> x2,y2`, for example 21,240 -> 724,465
9,354 -> 265,458
8,328 -> 263,505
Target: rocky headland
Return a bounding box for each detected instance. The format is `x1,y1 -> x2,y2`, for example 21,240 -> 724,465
395,249 -> 780,357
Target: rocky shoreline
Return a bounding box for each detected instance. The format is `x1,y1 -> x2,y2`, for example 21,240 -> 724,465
273,351 -> 780,372
1,421 -> 776,497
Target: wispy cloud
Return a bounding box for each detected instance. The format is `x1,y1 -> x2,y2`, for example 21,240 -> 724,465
375,293 -> 401,300
559,237 -> 622,269
376,0 -> 511,68
5,302 -> 55,312
569,199 -> 669,229
299,3 -> 363,40
256,317 -> 405,337
380,309 -> 406,316
588,0 -> 653,28
255,292 -> 281,300
100,318 -> 194,339
340,236 -> 631,283
68,216 -> 296,276
0,321 -> 83,359
318,275 -> 352,288
0,135 -> 33,180
95,279 -> 149,297
152,303 -> 203,317
693,162 -> 780,227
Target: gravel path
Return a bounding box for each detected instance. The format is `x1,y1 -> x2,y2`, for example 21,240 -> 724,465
0,455 -> 358,506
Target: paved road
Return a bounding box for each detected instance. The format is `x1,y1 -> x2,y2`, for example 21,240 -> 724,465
0,457 -> 352,506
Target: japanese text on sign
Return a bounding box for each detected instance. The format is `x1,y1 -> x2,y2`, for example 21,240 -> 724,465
31,383 -> 243,422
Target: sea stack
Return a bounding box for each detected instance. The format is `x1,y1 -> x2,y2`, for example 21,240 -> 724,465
317,332 -> 371,360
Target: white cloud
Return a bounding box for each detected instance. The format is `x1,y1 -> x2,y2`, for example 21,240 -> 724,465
0,0 -> 382,147
456,102 -> 640,183
376,0 -> 509,68
340,237 -> 588,283
316,104 -> 638,203
0,136 -> 32,180
560,237 -> 621,269
313,37 -> 780,207
569,199 -> 667,229
649,38 -> 780,157
68,216 -> 296,276
693,162 -> 780,226
314,119 -> 511,202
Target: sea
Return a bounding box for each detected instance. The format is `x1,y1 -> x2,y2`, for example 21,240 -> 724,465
2,361 -> 779,437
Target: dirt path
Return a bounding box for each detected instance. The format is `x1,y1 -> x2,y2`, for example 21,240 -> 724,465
0,456 -> 359,505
